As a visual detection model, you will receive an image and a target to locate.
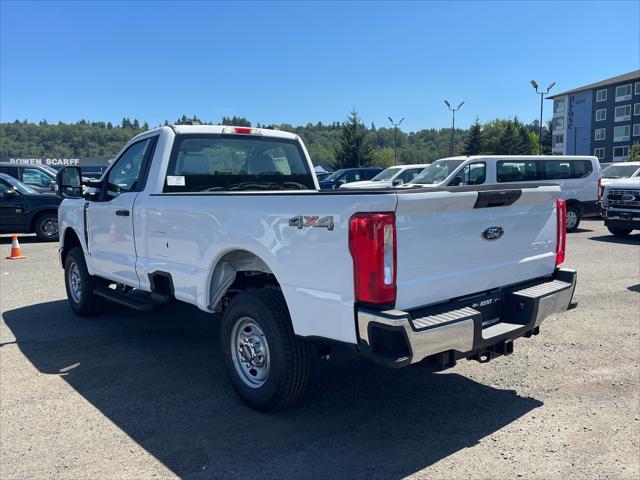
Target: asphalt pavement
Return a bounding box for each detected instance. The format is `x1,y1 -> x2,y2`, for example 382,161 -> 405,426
1,219 -> 639,479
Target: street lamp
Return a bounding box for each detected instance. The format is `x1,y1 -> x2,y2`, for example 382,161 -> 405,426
388,116 -> 405,165
530,80 -> 556,154
444,100 -> 464,156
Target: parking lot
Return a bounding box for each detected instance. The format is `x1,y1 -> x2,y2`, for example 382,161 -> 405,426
0,218 -> 638,479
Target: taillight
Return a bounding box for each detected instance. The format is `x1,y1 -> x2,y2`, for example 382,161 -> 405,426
349,213 -> 397,305
556,199 -> 566,265
597,177 -> 602,202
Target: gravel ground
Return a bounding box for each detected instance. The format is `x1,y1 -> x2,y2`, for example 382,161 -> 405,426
1,218 -> 639,480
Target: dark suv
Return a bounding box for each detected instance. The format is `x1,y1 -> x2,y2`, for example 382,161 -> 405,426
318,167 -> 382,190
0,163 -> 57,193
0,173 -> 61,241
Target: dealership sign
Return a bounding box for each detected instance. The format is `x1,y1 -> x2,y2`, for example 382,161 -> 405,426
0,156 -> 111,167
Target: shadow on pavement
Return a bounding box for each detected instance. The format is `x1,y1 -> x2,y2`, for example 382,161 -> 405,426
588,233 -> 639,245
0,234 -> 46,245
3,300 -> 542,479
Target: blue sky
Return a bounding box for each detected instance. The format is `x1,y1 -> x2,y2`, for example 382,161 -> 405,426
1,1 -> 638,131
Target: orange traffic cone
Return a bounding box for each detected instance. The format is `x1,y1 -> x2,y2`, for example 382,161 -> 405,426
6,235 -> 26,260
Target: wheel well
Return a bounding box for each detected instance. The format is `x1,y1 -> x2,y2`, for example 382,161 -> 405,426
61,228 -> 82,265
565,200 -> 582,214
208,250 -> 279,312
30,209 -> 58,231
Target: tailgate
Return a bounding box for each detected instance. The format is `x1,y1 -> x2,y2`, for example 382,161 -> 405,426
394,185 -> 560,310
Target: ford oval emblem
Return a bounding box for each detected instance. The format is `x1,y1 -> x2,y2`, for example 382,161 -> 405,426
622,194 -> 635,201
482,226 -> 504,240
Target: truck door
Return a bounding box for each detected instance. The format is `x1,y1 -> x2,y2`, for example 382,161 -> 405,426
0,179 -> 28,232
86,136 -> 156,286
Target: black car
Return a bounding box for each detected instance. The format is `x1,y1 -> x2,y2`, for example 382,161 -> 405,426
0,163 -> 57,193
0,173 -> 61,241
318,167 -> 382,190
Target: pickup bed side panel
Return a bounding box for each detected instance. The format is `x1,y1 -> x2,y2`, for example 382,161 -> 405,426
133,192 -> 397,344
394,186 -> 559,310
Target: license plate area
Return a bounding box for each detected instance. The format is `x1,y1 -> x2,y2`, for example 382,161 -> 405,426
468,294 -> 503,329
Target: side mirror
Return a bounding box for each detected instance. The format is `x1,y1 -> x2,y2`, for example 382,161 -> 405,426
450,177 -> 463,186
3,189 -> 18,198
56,166 -> 83,198
393,178 -> 404,186
338,179 -> 346,184
49,180 -> 56,190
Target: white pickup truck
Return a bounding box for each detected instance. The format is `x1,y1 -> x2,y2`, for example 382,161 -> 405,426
56,125 -> 577,411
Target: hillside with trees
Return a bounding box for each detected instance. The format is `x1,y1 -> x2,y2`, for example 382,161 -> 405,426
0,111 -> 552,168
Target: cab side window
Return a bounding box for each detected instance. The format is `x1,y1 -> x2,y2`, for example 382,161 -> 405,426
105,138 -> 153,198
21,168 -> 52,188
0,181 -> 9,195
452,162 -> 486,185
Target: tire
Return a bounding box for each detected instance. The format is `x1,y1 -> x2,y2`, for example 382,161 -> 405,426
34,212 -> 59,241
566,206 -> 581,232
64,247 -> 105,316
221,288 -> 314,411
607,226 -> 632,237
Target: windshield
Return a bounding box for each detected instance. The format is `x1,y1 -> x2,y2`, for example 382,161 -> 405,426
1,174 -> 38,194
323,169 -> 346,182
602,164 -> 640,179
411,159 -> 465,184
39,165 -> 58,176
372,167 -> 401,181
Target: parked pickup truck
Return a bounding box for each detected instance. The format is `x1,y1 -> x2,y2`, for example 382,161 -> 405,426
56,125 -> 577,411
601,177 -> 640,237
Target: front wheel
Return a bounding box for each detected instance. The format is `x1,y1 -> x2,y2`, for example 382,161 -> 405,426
221,289 -> 314,411
64,247 -> 105,316
566,206 -> 581,232
34,212 -> 59,241
607,226 -> 632,237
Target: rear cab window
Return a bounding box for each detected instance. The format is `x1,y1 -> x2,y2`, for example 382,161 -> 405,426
164,134 -> 314,192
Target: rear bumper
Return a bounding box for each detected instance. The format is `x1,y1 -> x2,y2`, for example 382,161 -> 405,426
356,268 -> 577,368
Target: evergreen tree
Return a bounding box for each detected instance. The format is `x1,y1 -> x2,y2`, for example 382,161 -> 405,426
334,108 -> 375,169
463,118 -> 483,155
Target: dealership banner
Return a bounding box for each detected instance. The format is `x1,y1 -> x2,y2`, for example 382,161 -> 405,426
0,156 -> 112,167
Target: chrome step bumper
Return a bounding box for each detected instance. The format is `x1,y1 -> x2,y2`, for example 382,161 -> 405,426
357,268 -> 577,368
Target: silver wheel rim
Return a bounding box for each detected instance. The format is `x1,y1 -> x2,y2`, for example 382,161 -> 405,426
567,210 -> 578,230
68,262 -> 82,303
41,218 -> 58,238
230,316 -> 270,388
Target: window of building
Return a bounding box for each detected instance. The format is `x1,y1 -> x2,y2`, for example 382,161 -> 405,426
554,99 -> 565,114
613,125 -> 630,142
636,82 -> 640,95
615,84 -> 632,101
634,103 -> 640,116
595,109 -> 606,121
594,148 -> 605,160
613,146 -> 629,161
594,128 -> 606,141
596,89 -> 607,102
553,134 -> 564,146
555,117 -> 564,129
615,105 -> 632,121
633,124 -> 640,137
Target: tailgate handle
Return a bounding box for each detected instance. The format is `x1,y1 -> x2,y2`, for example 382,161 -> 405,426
474,190 -> 521,209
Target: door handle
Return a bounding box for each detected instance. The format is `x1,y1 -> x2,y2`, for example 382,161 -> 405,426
115,209 -> 130,216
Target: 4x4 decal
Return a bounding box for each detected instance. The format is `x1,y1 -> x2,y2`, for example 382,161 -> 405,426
288,215 -> 334,231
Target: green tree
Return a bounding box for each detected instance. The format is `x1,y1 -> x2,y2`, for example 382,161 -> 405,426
463,118 -> 483,155
629,143 -> 640,161
334,108 -> 375,169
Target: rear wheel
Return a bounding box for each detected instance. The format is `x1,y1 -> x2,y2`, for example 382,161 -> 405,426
34,212 -> 59,241
607,226 -> 632,237
566,206 -> 581,232
64,247 -> 105,316
221,289 -> 313,411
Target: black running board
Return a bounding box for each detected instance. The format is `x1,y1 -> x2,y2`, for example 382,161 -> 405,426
94,287 -> 164,312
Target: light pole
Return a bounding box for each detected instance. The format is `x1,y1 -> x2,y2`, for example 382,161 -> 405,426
444,100 -> 464,156
388,116 -> 405,165
530,80 -> 556,154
